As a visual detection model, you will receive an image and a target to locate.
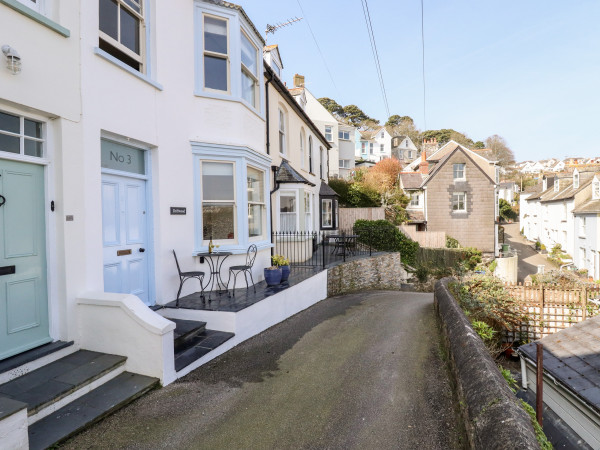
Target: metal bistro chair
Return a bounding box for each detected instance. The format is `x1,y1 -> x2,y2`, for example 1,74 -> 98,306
227,244 -> 257,296
173,250 -> 205,307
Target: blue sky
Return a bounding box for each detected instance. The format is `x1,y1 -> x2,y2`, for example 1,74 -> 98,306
243,0 -> 600,162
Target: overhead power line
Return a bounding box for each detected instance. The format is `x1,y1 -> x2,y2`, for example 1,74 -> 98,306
421,0 -> 427,130
360,0 -> 390,119
295,0 -> 340,97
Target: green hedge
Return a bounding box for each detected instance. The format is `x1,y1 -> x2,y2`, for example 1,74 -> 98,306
353,219 -> 419,266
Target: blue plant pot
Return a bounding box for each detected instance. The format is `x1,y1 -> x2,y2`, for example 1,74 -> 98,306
264,267 -> 282,286
280,265 -> 291,282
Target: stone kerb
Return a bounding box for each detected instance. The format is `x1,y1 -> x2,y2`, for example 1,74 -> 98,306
434,278 -> 540,450
327,253 -> 408,297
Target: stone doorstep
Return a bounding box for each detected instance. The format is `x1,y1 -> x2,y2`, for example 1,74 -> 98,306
0,350 -> 127,419
174,329 -> 235,373
171,318 -> 207,352
28,372 -> 159,450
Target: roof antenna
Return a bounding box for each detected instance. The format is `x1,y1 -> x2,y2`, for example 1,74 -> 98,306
265,17 -> 303,42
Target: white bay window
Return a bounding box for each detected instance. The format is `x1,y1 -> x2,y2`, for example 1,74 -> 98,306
241,31 -> 258,107
201,162 -> 236,241
247,166 -> 265,238
203,15 -> 229,92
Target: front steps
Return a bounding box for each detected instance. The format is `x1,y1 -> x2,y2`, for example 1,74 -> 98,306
0,349 -> 158,449
171,318 -> 234,372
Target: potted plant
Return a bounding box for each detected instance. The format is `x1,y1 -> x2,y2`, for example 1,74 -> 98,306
272,255 -> 291,282
264,265 -> 282,286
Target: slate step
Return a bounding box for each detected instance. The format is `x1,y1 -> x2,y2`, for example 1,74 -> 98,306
28,372 -> 159,450
0,341 -> 74,376
0,350 -> 126,417
175,329 -> 235,372
171,318 -> 207,351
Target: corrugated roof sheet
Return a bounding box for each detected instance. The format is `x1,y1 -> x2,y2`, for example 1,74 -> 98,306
520,316 -> 600,415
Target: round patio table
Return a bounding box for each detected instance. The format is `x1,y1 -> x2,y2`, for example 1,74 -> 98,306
196,251 -> 232,298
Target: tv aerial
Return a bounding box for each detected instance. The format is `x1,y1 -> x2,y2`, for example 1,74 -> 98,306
265,17 -> 303,41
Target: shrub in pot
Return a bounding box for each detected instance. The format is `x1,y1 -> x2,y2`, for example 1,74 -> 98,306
264,266 -> 283,286
272,255 -> 291,282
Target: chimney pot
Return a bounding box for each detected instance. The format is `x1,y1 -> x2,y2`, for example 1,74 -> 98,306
293,74 -> 305,88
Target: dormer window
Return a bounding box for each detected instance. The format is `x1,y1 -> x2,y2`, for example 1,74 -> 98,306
554,180 -> 560,192
272,61 -> 281,77
573,170 -> 580,189
593,177 -> 600,200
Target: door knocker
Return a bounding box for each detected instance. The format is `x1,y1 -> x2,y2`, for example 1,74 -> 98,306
0,195 -> 5,207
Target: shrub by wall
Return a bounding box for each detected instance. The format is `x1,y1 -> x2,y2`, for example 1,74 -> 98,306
353,219 -> 419,266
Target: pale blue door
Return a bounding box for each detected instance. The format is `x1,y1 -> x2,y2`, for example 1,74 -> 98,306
102,174 -> 151,305
0,159 -> 50,360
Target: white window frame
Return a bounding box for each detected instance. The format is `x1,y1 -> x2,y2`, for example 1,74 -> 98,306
309,136 -> 314,173
573,170 -> 580,189
300,131 -> 305,170
202,13 -> 230,94
361,142 -> 367,154
380,144 -> 384,153
410,193 -> 420,207
338,130 -> 350,140
593,178 -> 600,200
321,198 -> 333,228
339,159 -> 350,169
369,143 -> 374,154
554,180 -> 560,192
247,165 -> 266,240
99,0 -> 146,73
192,143 -> 271,254
453,163 -> 466,180
16,0 -> 45,14
279,109 -> 286,155
380,131 -> 384,138
240,29 -> 259,108
0,110 -> 45,158
304,191 -> 313,232
199,160 -> 237,244
452,192 -> 467,212
279,190 -> 298,232
320,147 -> 324,179
580,216 -> 587,237
325,126 -> 333,142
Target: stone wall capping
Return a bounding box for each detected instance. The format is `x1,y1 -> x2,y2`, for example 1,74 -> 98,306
434,278 -> 540,449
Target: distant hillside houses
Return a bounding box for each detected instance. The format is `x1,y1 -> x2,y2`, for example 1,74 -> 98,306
516,157 -> 600,174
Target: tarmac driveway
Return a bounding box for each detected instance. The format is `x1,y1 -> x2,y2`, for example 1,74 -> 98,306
62,291 -> 462,450
503,223 -> 556,282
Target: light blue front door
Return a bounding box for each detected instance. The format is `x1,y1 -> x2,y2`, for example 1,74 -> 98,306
102,174 -> 151,305
0,159 -> 50,360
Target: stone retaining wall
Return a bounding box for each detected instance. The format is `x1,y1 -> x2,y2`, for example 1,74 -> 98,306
434,278 -> 540,449
327,253 -> 408,297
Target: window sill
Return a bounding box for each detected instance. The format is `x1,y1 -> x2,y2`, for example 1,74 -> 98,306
194,240 -> 273,255
94,48 -> 163,91
1,0 -> 70,37
452,211 -> 468,214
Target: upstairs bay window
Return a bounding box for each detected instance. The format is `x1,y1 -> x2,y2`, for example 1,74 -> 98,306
99,0 -> 145,72
410,193 -> 420,207
203,15 -> 229,92
201,162 -> 235,241
240,31 -> 258,107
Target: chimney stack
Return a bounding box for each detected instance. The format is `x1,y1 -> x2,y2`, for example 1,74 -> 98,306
293,74 -> 305,88
422,137 -> 439,159
420,150 -> 429,175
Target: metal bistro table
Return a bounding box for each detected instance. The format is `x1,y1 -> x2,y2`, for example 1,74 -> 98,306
196,251 -> 232,299
329,234 -> 359,257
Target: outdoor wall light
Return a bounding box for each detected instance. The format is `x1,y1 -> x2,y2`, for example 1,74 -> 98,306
2,45 -> 21,75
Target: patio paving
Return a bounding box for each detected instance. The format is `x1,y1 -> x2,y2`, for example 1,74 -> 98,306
62,290 -> 463,449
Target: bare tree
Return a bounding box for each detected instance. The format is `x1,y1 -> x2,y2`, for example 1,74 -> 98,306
485,135 -> 515,167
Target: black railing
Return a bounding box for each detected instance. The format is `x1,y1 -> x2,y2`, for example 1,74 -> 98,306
271,228 -> 375,269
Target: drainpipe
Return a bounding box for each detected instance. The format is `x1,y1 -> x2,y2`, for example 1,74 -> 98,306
265,73 -> 271,156
270,166 -> 280,257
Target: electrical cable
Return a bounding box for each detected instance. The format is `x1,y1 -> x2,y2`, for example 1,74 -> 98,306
295,0 -> 340,98
360,0 -> 390,119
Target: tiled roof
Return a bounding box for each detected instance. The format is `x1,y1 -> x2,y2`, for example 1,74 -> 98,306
288,87 -> 304,96
275,160 -> 314,186
400,173 -> 425,189
498,181 -> 515,189
573,198 -> 600,214
522,183 -> 544,196
319,181 -> 338,197
540,172 -> 596,203
423,142 -> 497,186
519,316 -> 600,415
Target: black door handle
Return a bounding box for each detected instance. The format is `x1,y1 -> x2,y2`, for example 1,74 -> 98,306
139,248 -> 146,253
0,195 -> 5,207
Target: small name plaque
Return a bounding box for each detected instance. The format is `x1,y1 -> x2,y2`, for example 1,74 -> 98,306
170,207 -> 187,215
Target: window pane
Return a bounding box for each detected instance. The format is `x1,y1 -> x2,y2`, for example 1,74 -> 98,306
0,111 -> 20,134
121,7 -> 140,54
202,162 -> 234,200
0,133 -> 19,154
241,71 -> 256,106
204,56 -> 228,91
101,139 -> 146,175
204,16 -> 227,54
280,195 -> 296,212
247,167 -> 264,203
241,33 -> 257,75
99,0 -> 119,41
248,204 -> 263,237
24,139 -> 43,157
322,199 -> 332,227
24,119 -> 42,138
203,204 -> 235,240
124,0 -> 141,13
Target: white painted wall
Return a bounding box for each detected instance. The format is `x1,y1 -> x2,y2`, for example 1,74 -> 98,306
0,403 -> 28,450
304,88 -> 339,178
573,214 -> 600,279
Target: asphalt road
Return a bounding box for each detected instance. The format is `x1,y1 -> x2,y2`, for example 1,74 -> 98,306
62,291 -> 462,450
503,223 -> 555,282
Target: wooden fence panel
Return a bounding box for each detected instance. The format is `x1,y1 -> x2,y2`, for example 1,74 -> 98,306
338,207 -> 386,230
503,283 -> 600,342
399,225 -> 446,248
